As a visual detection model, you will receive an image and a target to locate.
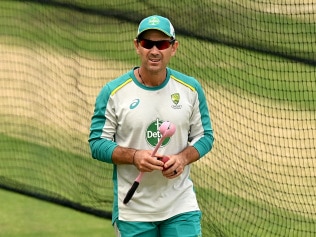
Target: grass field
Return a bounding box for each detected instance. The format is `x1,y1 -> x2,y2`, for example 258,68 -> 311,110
0,189 -> 115,237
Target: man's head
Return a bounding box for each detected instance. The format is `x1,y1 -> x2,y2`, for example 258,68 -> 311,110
134,15 -> 178,78
136,15 -> 175,40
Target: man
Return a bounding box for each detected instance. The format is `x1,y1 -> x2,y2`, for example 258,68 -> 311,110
89,15 -> 214,237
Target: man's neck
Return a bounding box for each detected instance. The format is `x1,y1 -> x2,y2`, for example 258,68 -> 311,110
137,67 -> 167,87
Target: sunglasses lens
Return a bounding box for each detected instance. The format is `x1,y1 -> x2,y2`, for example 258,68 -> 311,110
139,39 -> 172,50
139,40 -> 152,49
156,41 -> 170,50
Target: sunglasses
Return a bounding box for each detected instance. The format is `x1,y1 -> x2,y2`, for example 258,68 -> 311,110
138,39 -> 175,50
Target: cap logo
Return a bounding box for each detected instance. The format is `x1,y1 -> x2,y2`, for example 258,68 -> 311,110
148,16 -> 160,25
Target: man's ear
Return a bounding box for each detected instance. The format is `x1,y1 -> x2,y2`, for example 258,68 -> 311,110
171,40 -> 179,56
134,39 -> 140,55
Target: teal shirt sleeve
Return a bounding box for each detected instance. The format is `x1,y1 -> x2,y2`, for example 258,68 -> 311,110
88,84 -> 118,164
192,80 -> 214,158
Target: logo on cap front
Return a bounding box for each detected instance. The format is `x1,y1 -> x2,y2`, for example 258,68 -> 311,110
148,16 -> 160,25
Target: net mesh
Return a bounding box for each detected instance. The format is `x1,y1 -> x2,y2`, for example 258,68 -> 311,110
1,0 -> 315,236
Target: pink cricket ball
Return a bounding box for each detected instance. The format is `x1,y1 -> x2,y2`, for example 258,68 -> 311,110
157,155 -> 170,171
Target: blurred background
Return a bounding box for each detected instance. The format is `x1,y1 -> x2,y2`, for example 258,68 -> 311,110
0,1 -> 315,236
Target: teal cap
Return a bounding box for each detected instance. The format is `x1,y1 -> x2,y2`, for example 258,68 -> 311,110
137,15 -> 175,39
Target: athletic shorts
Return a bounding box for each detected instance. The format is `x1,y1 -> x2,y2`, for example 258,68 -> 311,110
114,211 -> 202,237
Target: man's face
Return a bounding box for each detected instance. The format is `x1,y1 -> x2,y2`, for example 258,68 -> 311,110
134,30 -> 178,74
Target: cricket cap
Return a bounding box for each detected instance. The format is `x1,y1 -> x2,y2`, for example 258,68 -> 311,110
137,15 -> 175,39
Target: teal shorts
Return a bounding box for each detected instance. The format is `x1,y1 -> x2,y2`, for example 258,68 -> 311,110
114,211 -> 202,237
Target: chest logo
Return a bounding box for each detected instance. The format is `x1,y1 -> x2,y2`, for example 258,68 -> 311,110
171,93 -> 180,104
171,93 -> 182,109
146,119 -> 171,147
130,99 -> 140,109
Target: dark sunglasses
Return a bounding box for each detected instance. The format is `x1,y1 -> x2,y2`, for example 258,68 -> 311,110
138,38 -> 175,50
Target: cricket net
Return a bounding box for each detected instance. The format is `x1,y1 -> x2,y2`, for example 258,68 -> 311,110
0,0 -> 315,236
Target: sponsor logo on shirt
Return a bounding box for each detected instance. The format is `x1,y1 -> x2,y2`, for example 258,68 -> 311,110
146,118 -> 171,147
130,98 -> 140,109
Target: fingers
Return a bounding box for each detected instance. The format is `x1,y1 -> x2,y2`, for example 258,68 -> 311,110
132,151 -> 184,177
162,156 -> 184,179
162,167 -> 182,178
133,150 -> 164,172
156,155 -> 170,171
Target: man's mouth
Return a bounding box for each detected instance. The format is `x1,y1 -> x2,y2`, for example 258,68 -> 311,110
149,58 -> 160,63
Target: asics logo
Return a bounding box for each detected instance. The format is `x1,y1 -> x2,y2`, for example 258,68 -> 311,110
130,99 -> 140,109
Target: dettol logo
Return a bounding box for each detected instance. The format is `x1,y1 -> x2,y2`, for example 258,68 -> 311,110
146,118 -> 171,147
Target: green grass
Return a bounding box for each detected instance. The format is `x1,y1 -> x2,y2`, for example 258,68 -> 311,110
1,134 -> 315,237
196,187 -> 316,237
0,0 -> 316,111
2,0 -> 315,61
2,0 -> 315,110
0,134 -> 114,213
0,189 -> 115,237
0,1 -> 138,62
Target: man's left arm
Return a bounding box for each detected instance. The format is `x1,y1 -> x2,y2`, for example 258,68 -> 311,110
163,81 -> 214,177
